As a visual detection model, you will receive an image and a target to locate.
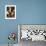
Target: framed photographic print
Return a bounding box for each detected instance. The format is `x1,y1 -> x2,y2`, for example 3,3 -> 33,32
5,5 -> 16,19
18,24 -> 46,42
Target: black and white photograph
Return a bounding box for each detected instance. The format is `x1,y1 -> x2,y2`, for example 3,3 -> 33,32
18,24 -> 46,46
